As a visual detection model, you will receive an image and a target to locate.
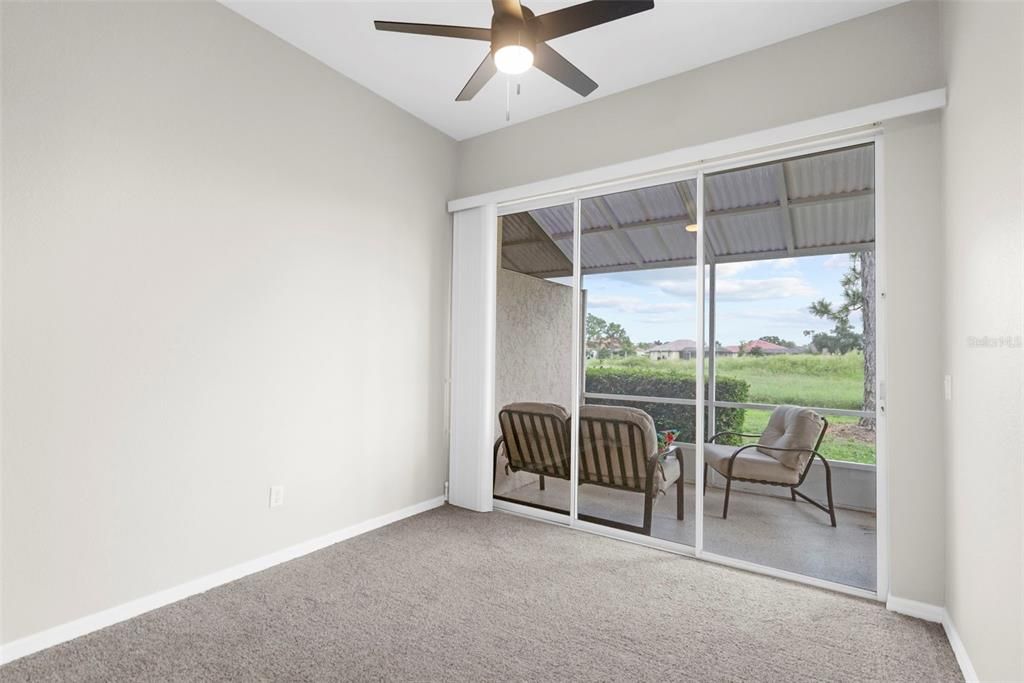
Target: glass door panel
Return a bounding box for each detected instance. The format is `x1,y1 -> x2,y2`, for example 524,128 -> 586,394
699,144 -> 878,590
492,203 -> 576,514
575,179 -> 699,546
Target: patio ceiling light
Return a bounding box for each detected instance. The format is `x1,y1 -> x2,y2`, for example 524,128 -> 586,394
685,223 -> 698,232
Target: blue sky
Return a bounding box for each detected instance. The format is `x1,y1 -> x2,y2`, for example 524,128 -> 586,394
559,253 -> 860,346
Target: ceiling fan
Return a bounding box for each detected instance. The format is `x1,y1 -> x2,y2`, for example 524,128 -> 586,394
374,0 -> 655,101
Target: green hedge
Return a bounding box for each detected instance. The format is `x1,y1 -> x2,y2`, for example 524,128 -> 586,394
585,367 -> 749,444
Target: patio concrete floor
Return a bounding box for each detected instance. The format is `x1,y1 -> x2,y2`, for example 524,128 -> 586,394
500,478 -> 877,591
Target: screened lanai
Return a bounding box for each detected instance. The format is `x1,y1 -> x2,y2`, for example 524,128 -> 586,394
500,143 -> 874,275
493,143 -> 878,591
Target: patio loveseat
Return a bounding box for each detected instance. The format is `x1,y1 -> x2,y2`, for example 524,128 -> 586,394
493,402 -> 683,535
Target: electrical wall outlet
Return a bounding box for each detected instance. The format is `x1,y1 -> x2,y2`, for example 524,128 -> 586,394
269,485 -> 284,508
944,374 -> 952,401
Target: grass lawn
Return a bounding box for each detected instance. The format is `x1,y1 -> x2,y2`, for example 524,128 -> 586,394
714,354 -> 864,410
586,354 -> 877,464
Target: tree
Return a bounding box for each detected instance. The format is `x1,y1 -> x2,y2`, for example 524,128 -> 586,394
807,252 -> 876,427
804,320 -> 862,355
586,313 -> 635,358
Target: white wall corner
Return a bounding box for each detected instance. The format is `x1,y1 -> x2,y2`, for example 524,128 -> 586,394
941,611 -> 980,683
886,596 -> 979,682
886,594 -> 945,622
0,496 -> 446,666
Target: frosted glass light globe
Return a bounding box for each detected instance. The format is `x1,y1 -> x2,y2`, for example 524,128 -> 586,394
494,45 -> 533,75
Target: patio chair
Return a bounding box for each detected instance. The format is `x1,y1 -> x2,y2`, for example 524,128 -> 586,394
578,404 -> 683,536
703,405 -> 835,526
493,403 -> 571,507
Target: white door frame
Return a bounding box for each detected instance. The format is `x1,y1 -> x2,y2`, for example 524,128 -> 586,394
463,96 -> 920,600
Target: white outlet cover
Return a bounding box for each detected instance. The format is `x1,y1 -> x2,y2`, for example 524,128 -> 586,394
269,485 -> 284,508
943,375 -> 952,401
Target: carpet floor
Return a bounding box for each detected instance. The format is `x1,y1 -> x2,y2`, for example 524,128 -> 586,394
2,505 -> 960,682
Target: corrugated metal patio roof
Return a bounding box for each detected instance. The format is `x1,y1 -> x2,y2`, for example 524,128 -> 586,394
500,143 -> 875,278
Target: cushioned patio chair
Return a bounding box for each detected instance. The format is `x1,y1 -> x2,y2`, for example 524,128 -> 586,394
493,402 -> 571,509
578,404 -> 683,535
703,405 -> 835,526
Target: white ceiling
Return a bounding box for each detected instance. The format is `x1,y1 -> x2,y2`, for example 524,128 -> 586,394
223,1 -> 903,140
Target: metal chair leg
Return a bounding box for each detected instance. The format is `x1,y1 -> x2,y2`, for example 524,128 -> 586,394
790,487 -> 797,502
676,480 -> 684,520
722,476 -> 732,519
539,474 -> 545,491
643,494 -> 654,536
703,462 -> 708,494
492,438 -> 503,489
824,461 -> 837,527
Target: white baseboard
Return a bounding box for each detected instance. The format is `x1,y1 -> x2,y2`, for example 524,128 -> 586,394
887,596 -> 978,682
886,594 -> 945,622
0,496 -> 446,665
941,610 -> 979,682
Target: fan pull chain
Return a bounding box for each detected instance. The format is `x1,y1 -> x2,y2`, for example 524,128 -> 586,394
505,79 -> 522,123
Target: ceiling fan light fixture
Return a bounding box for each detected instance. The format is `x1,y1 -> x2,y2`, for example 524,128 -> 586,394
374,1 -> 655,100
494,44 -> 534,75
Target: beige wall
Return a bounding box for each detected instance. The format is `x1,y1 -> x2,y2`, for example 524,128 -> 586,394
493,268 -> 573,494
1,1 -> 456,644
455,1 -> 944,197
940,2 -> 1024,680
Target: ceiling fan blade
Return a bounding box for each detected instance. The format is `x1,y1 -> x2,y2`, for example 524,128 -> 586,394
492,0 -> 524,21
531,1 -> 654,41
456,52 -> 497,101
374,21 -> 491,41
533,42 -> 597,97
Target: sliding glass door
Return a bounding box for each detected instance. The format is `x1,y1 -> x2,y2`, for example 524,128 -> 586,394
488,138 -> 880,595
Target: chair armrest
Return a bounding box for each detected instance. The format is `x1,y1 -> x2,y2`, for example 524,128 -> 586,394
747,444 -> 824,456
708,431 -> 761,443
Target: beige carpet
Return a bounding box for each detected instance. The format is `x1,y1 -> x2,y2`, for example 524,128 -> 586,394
1,506 -> 959,682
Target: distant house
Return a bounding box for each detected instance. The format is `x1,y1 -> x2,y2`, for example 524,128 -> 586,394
740,339 -> 793,355
717,345 -> 741,357
645,339 -> 697,360
586,341 -> 629,359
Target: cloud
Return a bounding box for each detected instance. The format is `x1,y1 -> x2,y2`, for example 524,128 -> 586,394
736,307 -> 820,325
656,276 -> 816,302
771,258 -> 798,271
823,254 -> 850,270
588,296 -> 691,315
637,313 -> 696,324
714,262 -> 757,277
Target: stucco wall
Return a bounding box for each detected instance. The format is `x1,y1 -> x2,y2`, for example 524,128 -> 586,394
493,268 -> 573,494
